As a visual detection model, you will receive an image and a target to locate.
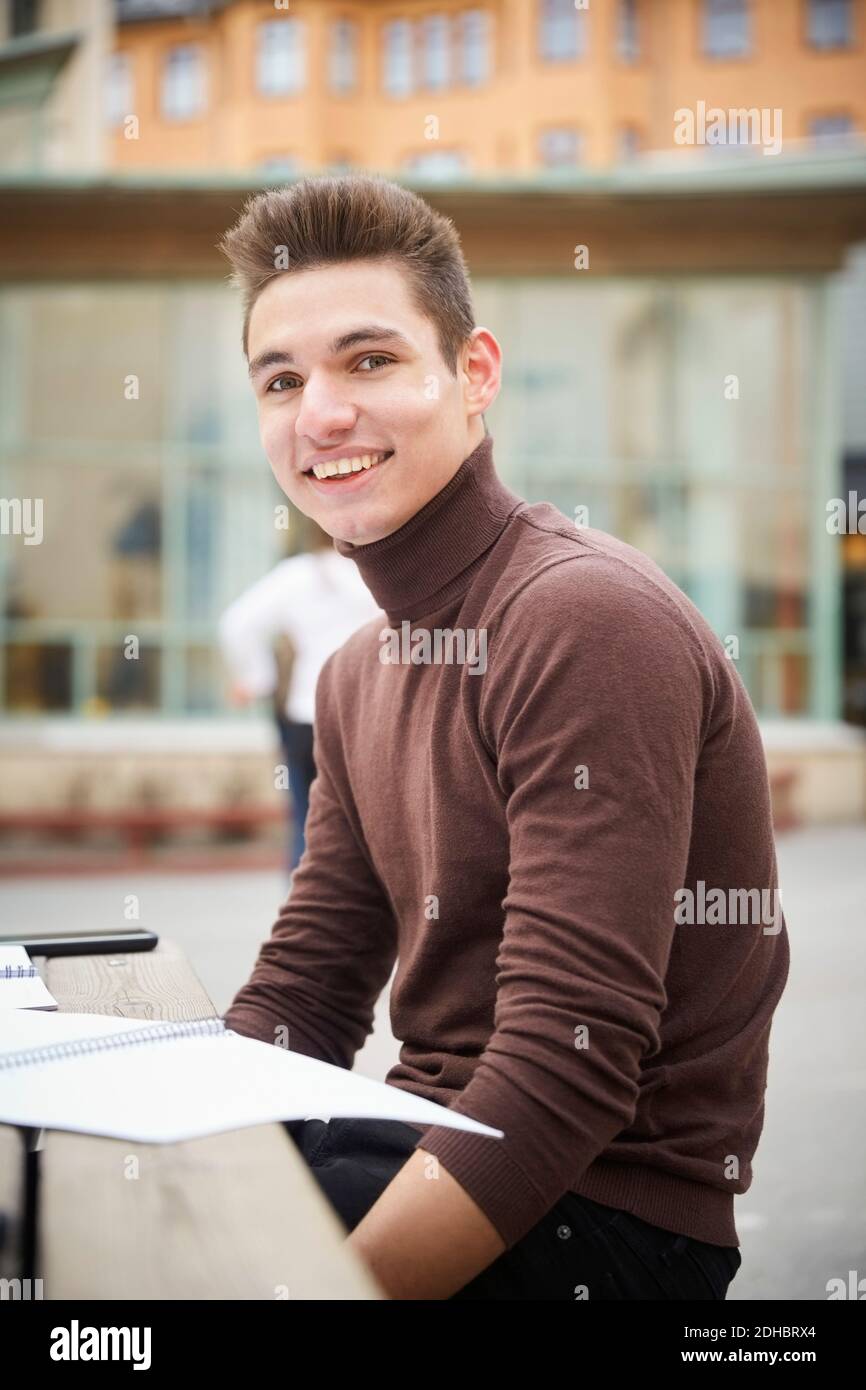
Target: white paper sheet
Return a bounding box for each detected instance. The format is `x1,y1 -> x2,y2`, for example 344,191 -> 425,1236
0,1009 -> 504,1145
0,946 -> 58,1011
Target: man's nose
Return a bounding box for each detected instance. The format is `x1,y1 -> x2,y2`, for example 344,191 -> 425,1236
294,373 -> 357,438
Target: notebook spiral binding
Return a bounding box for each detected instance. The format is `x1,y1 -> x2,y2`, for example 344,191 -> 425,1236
3,964 -> 38,978
0,1016 -> 229,1071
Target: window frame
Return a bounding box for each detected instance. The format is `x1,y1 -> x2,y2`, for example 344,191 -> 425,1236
256,17 -> 306,99
382,17 -> 415,97
160,43 -> 207,122
538,0 -> 588,64
329,15 -> 359,95
700,0 -> 753,61
804,0 -> 854,51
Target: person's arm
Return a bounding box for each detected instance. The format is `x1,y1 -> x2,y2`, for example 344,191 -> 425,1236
347,556 -> 707,1297
224,652 -> 397,1068
348,1148 -> 506,1299
218,561 -> 298,702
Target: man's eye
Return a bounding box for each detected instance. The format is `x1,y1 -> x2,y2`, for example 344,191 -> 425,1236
265,356 -> 392,393
356,354 -> 393,371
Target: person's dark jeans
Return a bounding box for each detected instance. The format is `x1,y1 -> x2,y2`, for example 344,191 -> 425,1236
283,1117 -> 742,1300
275,715 -> 316,873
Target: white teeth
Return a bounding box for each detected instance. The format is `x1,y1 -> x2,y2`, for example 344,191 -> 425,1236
310,451 -> 390,480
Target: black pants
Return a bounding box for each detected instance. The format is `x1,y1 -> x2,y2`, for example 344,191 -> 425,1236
274,714 -> 316,873
283,1117 -> 742,1300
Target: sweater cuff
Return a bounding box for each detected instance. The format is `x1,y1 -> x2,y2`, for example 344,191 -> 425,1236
412,1124 -> 550,1250
221,1004 -> 277,1046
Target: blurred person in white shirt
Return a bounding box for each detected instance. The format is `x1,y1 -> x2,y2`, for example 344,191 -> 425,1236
219,519 -> 382,873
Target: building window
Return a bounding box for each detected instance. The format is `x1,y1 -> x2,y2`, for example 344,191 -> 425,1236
11,0 -> 38,37
401,149 -> 470,179
539,0 -> 586,62
257,19 -> 305,96
538,126 -> 584,166
421,13 -> 451,89
383,19 -> 413,96
617,0 -> 640,61
617,124 -> 642,160
702,0 -> 751,58
808,112 -> 854,142
104,52 -> 133,128
459,9 -> 492,85
161,45 -> 205,120
806,0 -> 853,49
329,18 -> 358,93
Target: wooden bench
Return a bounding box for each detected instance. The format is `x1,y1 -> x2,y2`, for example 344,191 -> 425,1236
0,940 -> 381,1300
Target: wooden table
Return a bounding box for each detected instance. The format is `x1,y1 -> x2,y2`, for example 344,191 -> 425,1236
0,940 -> 382,1299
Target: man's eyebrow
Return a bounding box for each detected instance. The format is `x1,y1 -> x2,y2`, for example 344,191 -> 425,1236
248,326 -> 413,380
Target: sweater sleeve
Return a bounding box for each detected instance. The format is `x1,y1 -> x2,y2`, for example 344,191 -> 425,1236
412,555 -> 708,1250
223,654 -> 398,1068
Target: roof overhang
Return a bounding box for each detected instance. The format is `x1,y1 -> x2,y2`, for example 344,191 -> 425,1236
1,153 -> 865,277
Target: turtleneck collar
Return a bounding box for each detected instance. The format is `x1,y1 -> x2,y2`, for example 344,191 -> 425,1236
333,433 -> 524,624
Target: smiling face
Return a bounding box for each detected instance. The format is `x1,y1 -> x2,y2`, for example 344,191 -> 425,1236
246,258 -> 500,545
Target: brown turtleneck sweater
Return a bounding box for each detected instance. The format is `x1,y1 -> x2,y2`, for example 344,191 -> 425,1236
224,432 -> 790,1251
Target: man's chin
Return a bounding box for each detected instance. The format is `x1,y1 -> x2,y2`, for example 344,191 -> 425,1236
318,503 -> 405,548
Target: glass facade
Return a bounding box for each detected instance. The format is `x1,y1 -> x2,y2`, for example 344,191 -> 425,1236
0,274 -> 839,720
0,284 -> 287,717
473,275 -> 838,719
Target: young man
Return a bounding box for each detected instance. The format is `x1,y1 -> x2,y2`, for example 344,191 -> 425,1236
218,174 -> 790,1301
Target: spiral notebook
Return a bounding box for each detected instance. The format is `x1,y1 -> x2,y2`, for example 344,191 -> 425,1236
0,947 -> 57,1011
0,1009 -> 505,1146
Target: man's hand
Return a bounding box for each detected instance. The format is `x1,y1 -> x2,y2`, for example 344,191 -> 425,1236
227,680 -> 256,708
346,1147 -> 506,1300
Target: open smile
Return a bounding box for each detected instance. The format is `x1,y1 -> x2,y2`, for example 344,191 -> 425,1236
303,450 -> 395,495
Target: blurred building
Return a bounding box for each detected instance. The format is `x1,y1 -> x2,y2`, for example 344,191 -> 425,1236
3,2 -> 865,177
105,0 -> 866,178
1,0 -> 865,847
0,1 -> 112,171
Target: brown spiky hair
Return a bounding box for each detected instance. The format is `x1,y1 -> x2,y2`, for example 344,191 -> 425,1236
217,174 -> 477,376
